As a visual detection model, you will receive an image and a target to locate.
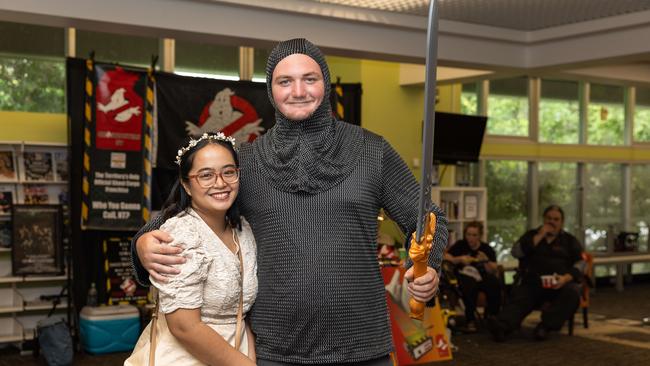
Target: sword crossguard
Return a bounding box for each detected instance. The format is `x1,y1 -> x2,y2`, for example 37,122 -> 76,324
408,212 -> 437,320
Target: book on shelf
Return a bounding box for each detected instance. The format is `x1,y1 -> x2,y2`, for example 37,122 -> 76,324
0,150 -> 17,181
0,218 -> 11,248
440,199 -> 459,220
0,188 -> 13,216
22,151 -> 54,182
53,151 -> 69,182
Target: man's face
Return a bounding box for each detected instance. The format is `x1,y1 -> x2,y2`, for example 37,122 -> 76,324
271,54 -> 325,121
543,209 -> 563,235
464,227 -> 481,250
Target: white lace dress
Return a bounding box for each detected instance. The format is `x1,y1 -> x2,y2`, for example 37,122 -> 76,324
149,209 -> 257,365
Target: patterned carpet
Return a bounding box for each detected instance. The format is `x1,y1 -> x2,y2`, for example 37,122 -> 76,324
1,282 -> 649,365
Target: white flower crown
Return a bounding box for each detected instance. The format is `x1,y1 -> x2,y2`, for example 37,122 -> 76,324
175,132 -> 236,166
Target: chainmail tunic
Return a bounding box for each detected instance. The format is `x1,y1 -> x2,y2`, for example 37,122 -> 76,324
131,38 -> 447,364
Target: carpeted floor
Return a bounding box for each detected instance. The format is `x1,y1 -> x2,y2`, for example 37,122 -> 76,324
1,282 -> 649,365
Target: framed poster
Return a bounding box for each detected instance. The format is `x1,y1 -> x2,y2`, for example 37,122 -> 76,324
0,150 -> 17,181
22,151 -> 54,182
102,236 -> 148,305
464,194 -> 478,219
11,204 -> 63,275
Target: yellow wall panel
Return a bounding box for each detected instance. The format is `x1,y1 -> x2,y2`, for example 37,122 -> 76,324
0,111 -> 67,143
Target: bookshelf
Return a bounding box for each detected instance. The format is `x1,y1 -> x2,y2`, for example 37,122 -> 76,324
431,186 -> 487,246
0,140 -> 69,346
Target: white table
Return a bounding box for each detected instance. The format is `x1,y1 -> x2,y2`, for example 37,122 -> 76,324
591,252 -> 650,292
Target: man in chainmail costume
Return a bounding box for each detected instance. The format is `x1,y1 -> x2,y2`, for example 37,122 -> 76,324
131,38 -> 448,366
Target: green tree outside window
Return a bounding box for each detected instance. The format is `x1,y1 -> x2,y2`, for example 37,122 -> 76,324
0,56 -> 65,113
588,84 -> 624,145
634,86 -> 650,142
486,160 -> 528,261
487,78 -> 528,136
539,79 -> 579,144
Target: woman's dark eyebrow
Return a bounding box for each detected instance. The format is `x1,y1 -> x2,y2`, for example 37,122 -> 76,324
196,164 -> 236,172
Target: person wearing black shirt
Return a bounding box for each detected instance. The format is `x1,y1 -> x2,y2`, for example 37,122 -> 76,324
444,221 -> 501,332
488,205 -> 583,342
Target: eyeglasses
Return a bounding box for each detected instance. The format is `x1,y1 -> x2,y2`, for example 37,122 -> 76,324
188,167 -> 240,188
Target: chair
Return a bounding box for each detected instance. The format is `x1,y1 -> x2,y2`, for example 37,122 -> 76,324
567,252 -> 593,335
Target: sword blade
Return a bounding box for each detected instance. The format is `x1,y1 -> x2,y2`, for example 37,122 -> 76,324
416,0 -> 439,242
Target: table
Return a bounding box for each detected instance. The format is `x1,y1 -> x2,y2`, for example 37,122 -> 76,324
591,252 -> 650,292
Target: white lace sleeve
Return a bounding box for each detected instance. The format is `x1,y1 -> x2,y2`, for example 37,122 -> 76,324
150,214 -> 210,314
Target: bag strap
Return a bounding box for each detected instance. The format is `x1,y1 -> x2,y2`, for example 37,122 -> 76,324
233,229 -> 244,351
148,287 -> 159,366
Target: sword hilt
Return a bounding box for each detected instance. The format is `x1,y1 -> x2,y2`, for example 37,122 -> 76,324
408,212 -> 436,320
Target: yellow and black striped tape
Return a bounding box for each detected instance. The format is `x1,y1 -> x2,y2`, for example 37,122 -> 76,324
335,84 -> 344,120
81,59 -> 94,227
142,69 -> 155,223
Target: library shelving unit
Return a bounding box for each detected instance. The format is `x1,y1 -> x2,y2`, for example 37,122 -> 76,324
431,186 -> 487,246
0,141 -> 70,346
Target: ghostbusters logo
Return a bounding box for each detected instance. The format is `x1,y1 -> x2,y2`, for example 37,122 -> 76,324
185,88 -> 264,143
95,67 -> 144,151
97,88 -> 141,122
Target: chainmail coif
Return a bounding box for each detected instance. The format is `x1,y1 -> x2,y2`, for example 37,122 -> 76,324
253,38 -> 364,194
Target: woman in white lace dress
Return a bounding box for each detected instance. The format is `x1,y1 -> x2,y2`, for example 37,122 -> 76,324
126,133 -> 257,366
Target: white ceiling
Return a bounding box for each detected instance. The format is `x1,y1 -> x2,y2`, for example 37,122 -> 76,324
1,0 -> 650,84
308,0 -> 650,31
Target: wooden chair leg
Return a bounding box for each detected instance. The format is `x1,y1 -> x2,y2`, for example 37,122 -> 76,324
583,307 -> 589,329
568,314 -> 574,336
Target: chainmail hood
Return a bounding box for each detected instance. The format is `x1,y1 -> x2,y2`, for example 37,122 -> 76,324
253,38 -> 363,194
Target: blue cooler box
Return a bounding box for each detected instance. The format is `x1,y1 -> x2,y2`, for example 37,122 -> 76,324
79,305 -> 140,354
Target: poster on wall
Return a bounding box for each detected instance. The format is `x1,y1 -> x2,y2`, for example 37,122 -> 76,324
382,266 -> 452,364
102,236 -> 148,305
11,204 -> 63,275
82,63 -> 150,230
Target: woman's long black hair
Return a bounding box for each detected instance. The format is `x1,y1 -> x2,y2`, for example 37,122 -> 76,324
158,136 -> 242,230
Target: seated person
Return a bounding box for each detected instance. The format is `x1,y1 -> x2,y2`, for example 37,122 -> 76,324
488,205 -> 583,342
444,221 -> 501,332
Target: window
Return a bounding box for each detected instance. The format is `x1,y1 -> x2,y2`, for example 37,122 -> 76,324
588,83 -> 624,145
539,79 -> 579,144
175,40 -> 239,79
634,86 -> 650,143
460,82 -> 478,115
631,164 -> 650,252
584,163 -> 623,252
0,56 -> 65,113
253,48 -> 271,82
538,162 -> 578,234
76,30 -> 158,67
0,21 -> 65,113
487,77 -> 528,136
486,160 -> 528,260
